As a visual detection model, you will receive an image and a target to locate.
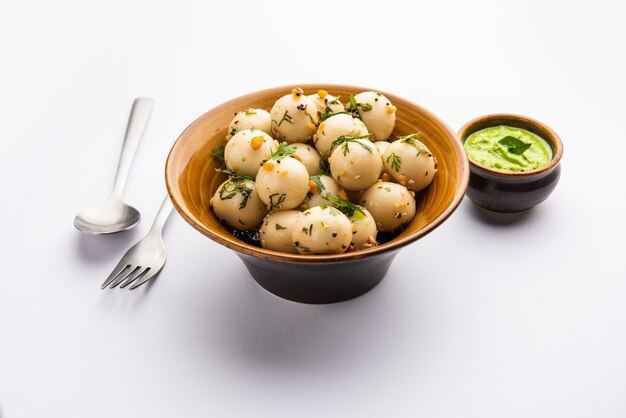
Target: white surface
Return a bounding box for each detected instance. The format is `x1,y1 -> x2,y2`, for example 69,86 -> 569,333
1,1 -> 625,417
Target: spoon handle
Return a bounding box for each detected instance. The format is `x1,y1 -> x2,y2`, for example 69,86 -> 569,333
112,98 -> 154,197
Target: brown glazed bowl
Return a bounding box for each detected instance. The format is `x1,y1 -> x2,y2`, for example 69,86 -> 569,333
458,114 -> 563,214
165,84 -> 469,304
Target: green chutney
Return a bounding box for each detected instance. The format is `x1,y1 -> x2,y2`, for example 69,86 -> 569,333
464,125 -> 553,172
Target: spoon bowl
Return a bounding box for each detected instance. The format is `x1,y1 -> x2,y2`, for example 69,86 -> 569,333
74,197 -> 141,235
73,97 -> 153,234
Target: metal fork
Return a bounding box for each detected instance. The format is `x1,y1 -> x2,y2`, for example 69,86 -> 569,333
101,196 -> 174,290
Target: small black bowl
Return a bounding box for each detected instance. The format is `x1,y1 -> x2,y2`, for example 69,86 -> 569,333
458,114 -> 563,214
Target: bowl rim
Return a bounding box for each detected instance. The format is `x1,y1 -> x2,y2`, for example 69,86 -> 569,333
166,83 -> 469,264
458,113 -> 563,177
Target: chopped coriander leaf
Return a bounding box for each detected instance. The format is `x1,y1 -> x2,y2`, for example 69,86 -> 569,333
348,95 -> 357,110
275,223 -> 287,230
277,110 -> 294,126
286,243 -> 310,252
324,134 -> 374,159
211,144 -> 225,162
215,168 -> 254,182
498,136 -> 532,155
398,132 -> 428,155
357,102 -> 372,112
268,193 -> 287,210
218,178 -> 253,209
386,152 -> 402,172
326,194 -> 366,218
346,95 -> 362,118
319,111 -> 348,122
244,110 -> 257,115
271,110 -> 295,136
271,141 -> 297,159
397,132 -> 423,142
310,175 -> 326,195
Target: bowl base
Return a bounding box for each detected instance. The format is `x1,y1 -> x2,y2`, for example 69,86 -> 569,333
237,250 -> 400,304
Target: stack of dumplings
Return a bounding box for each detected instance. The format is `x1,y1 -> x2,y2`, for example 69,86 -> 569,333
209,87 -> 438,255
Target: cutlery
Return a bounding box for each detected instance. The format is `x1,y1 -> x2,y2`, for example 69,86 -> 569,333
74,98 -> 154,234
101,195 -> 173,290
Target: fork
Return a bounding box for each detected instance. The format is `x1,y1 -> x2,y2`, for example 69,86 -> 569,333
101,195 -> 174,290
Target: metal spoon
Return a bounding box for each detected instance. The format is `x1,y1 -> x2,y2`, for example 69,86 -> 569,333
74,98 -> 154,234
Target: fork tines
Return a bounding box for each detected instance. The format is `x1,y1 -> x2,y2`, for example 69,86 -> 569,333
101,264 -> 155,290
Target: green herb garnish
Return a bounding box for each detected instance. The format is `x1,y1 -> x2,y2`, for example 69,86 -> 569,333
271,141 -> 297,159
398,132 -> 427,155
217,177 -> 253,209
286,243 -> 310,252
357,102 -> 372,112
268,193 -> 286,210
346,95 -> 362,118
326,194 -> 366,218
324,134 -> 374,159
318,111 -> 348,123
348,95 -> 357,110
212,144 -> 225,162
244,110 -> 257,115
318,158 -> 331,175
498,136 -> 532,155
385,152 -> 402,172
320,204 -> 342,217
309,175 -> 326,195
215,168 -> 254,182
275,223 -> 287,230
271,110 -> 295,136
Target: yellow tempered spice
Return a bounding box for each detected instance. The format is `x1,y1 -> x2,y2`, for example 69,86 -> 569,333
250,135 -> 264,150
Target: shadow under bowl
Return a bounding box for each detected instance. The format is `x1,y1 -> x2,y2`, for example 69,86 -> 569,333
166,84 -> 469,304
458,114 -> 563,214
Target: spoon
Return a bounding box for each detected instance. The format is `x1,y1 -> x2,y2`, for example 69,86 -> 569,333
74,98 -> 154,234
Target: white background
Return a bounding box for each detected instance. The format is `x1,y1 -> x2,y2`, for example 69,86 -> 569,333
1,0 -> 625,417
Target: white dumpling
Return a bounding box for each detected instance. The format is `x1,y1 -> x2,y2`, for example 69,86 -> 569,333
349,207 -> 378,250
308,89 -> 345,115
359,182 -> 416,232
382,135 -> 437,192
354,91 -> 396,140
224,129 -> 277,178
210,178 -> 268,230
329,138 -> 382,191
374,140 -> 390,156
259,210 -> 300,253
226,108 -> 271,140
270,88 -> 318,143
301,175 -> 341,209
291,206 -> 352,254
313,113 -> 369,155
256,157 -> 310,211
291,143 -> 321,176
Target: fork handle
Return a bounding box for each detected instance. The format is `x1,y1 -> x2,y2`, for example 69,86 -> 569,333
112,98 -> 154,198
149,195 -> 174,236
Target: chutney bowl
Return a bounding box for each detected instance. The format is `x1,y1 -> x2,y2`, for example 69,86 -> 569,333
458,114 -> 563,215
165,84 -> 469,304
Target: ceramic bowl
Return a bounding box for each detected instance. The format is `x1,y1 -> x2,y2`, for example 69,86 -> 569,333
458,114 -> 563,214
165,84 -> 469,304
